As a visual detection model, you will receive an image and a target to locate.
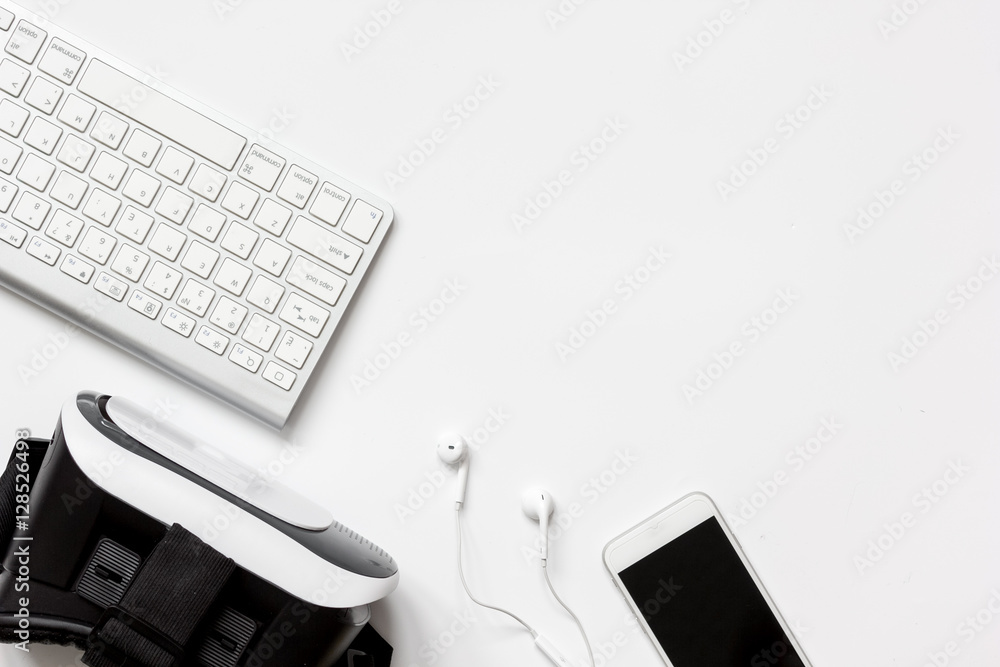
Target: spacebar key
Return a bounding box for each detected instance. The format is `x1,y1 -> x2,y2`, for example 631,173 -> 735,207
77,60 -> 246,170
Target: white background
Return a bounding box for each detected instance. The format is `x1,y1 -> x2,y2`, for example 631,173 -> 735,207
2,0 -> 999,666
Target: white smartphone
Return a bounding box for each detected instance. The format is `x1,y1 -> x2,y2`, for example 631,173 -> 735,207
603,492 -> 812,667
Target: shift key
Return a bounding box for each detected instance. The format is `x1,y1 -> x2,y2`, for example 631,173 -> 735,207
286,216 -> 362,275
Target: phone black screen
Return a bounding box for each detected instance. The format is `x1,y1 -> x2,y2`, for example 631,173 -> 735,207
618,517 -> 805,666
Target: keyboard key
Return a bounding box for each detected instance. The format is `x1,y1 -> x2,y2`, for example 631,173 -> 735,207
24,76 -> 62,115
246,275 -> 284,313
177,278 -> 215,316
213,257 -> 251,295
253,198 -> 291,236
189,163 -> 226,201
78,60 -> 246,170
196,325 -> 229,355
12,191 -> 49,228
310,182 -> 350,226
123,129 -> 161,167
90,111 -> 128,149
142,261 -> 182,299
155,146 -> 194,184
342,199 -> 383,243
110,243 -> 149,282
122,169 -> 160,207
0,99 -> 28,136
162,308 -> 195,337
277,165 -> 317,208
82,188 -> 120,226
45,209 -> 84,247
242,313 -> 280,352
188,204 -> 225,241
78,226 -> 116,264
154,186 -> 193,224
38,38 -> 86,85
279,293 -> 329,337
286,216 -> 362,274
58,95 -> 96,132
0,136 -> 21,173
0,58 -> 28,97
148,223 -> 187,261
0,10 -> 11,31
0,177 -> 15,211
5,21 -> 47,64
262,361 -> 295,391
50,171 -> 88,209
59,254 -> 94,283
275,330 -> 313,369
0,218 -> 26,247
94,271 -> 128,300
210,296 -> 248,334
57,134 -> 96,172
228,343 -> 263,373
239,144 -> 285,191
27,123 -> 62,162
253,238 -> 290,276
127,290 -> 162,319
116,205 -> 154,243
91,151 -> 127,189
286,256 -> 346,306
181,240 -> 219,279
221,180 -> 258,219
220,221 -> 258,259
26,235 -> 59,265
16,153 -> 54,191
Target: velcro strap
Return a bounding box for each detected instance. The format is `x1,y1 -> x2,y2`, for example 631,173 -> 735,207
84,524 -> 234,667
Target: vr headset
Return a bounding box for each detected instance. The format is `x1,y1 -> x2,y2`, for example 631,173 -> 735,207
0,391 -> 398,666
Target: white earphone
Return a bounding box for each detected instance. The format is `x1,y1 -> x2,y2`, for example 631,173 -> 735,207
436,432 -> 470,509
437,433 -> 593,667
521,487 -> 555,564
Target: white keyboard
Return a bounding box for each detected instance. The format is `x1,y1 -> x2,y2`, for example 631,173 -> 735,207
0,1 -> 392,428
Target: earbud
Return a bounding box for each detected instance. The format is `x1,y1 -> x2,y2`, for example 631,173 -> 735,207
521,488 -> 555,564
437,433 -> 470,509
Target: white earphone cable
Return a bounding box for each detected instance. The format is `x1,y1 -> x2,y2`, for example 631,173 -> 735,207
543,562 -> 596,667
455,508 -> 539,637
